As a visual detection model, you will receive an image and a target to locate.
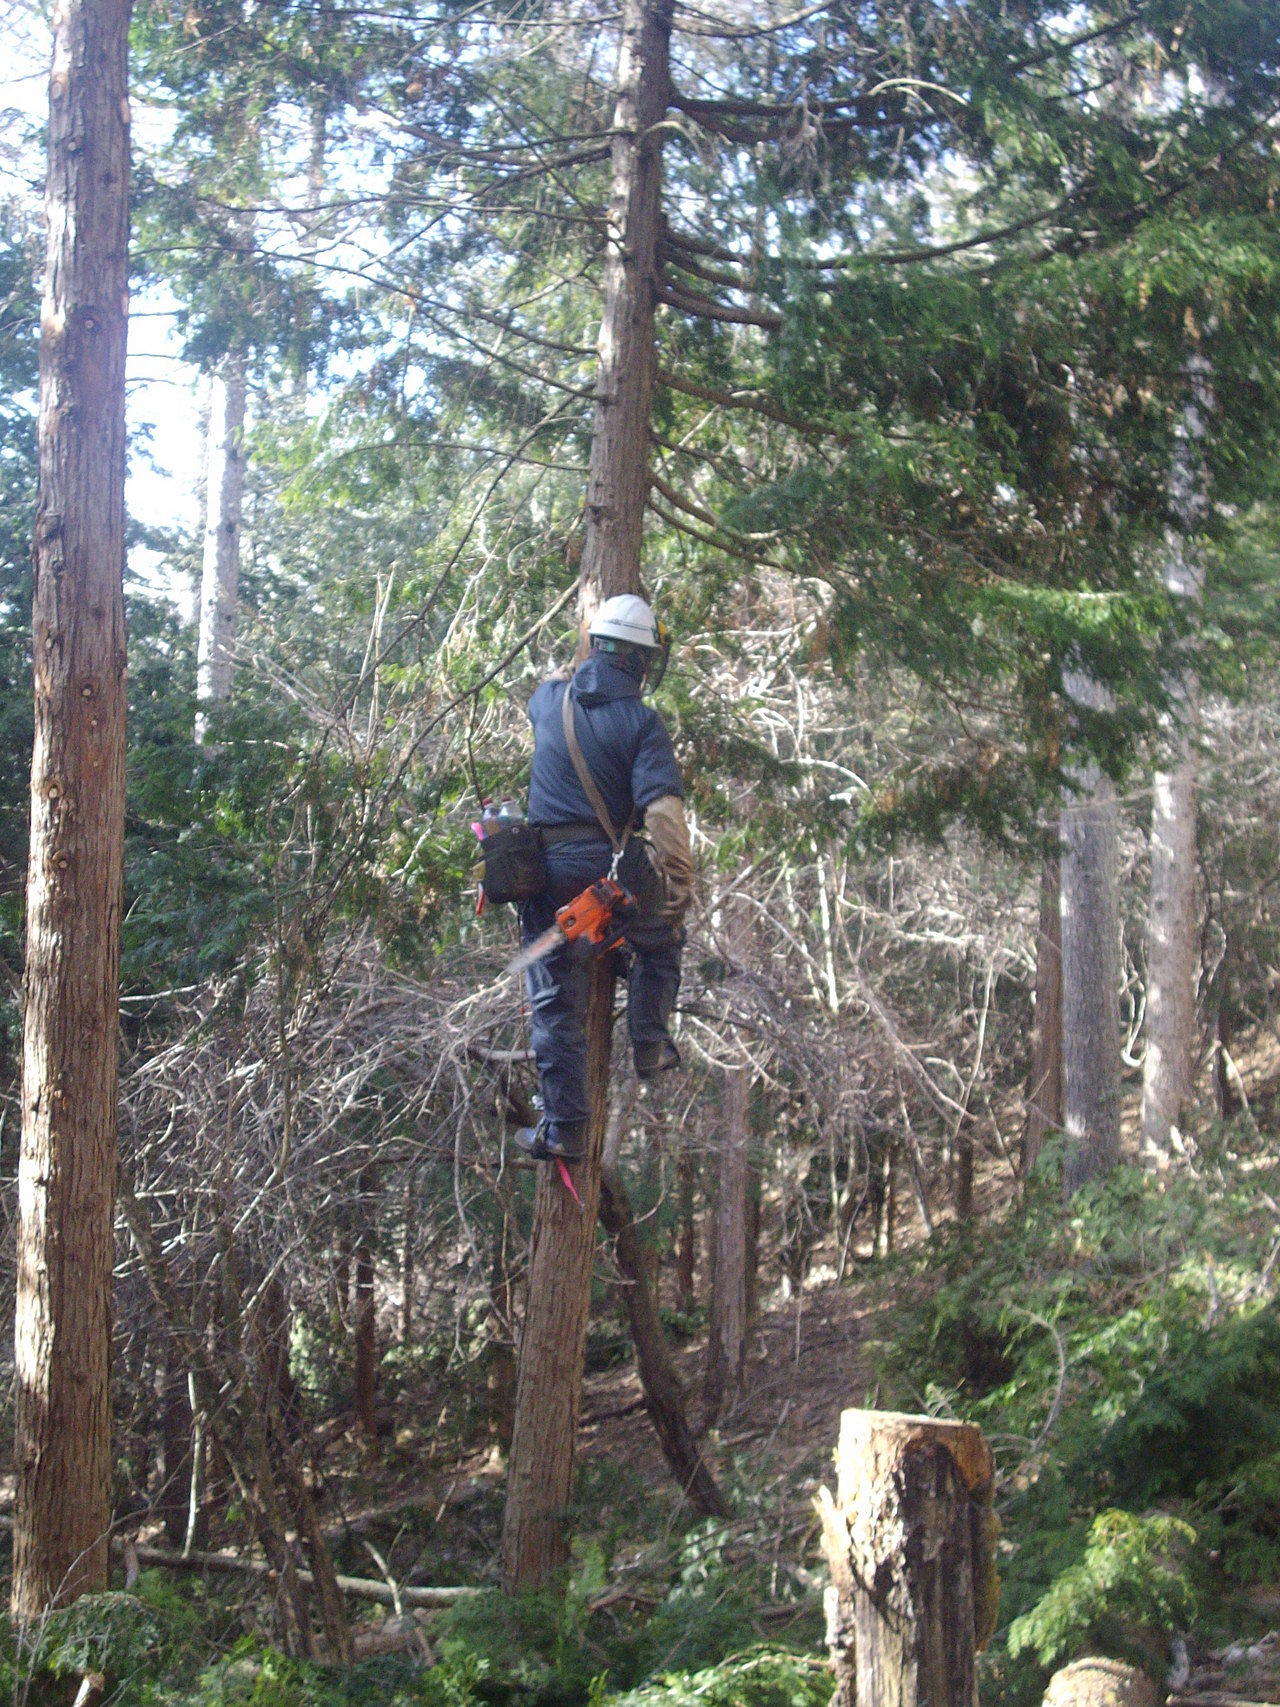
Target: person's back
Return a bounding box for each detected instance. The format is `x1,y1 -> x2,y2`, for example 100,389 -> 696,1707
527,651 -> 682,834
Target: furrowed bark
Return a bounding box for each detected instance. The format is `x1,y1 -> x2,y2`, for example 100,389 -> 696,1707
705,1054 -> 751,1420
13,0 -> 132,1621
502,958 -> 614,1590
573,0 -> 673,636
502,0 -> 673,1595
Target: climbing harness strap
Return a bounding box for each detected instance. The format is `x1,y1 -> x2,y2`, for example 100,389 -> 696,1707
561,685 -> 631,881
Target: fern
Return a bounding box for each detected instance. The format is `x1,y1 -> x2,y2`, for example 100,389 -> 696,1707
1007,1510 -> 1197,1671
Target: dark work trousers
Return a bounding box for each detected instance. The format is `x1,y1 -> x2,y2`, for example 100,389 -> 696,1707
520,837 -> 683,1143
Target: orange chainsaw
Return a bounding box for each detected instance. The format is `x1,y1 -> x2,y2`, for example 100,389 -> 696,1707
507,877 -> 636,976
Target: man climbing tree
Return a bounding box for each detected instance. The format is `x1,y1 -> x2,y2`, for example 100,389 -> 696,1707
514,594 -> 691,1163
13,0 -> 131,1619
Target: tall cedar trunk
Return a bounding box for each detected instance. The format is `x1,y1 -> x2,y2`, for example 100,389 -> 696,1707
354,1238 -> 378,1439
705,1057 -> 751,1420
501,0 -> 672,1594
502,961 -> 614,1589
1060,670 -> 1123,1199
13,0 -> 131,1621
1141,357 -> 1212,1166
1021,831 -> 1063,1175
194,351 -> 247,743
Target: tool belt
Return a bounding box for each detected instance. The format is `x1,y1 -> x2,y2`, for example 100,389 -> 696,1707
536,821 -> 616,847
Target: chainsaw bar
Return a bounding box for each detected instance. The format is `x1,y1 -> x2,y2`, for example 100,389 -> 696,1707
506,925 -> 567,976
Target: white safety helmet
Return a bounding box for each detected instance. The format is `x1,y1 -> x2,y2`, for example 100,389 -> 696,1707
588,594 -> 671,689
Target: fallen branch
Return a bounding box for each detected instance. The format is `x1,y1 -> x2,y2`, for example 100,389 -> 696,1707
127,1542 -> 482,1608
1167,1695 -> 1279,1707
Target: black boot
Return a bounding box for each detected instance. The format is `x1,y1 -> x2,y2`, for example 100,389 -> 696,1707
634,1038 -> 681,1080
513,1119 -> 587,1162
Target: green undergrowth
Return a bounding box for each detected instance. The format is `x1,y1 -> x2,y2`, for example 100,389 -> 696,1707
868,1127 -> 1280,1707
0,1546 -> 823,1707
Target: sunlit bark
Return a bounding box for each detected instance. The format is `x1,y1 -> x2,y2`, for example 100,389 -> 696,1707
14,0 -> 132,1620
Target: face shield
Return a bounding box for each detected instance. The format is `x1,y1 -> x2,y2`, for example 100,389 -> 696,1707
644,621 -> 671,692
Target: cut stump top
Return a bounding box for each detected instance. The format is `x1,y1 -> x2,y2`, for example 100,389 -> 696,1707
835,1409 -> 994,1505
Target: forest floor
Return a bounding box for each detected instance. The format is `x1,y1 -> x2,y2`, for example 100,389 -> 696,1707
300,1094 -> 1280,1707
8,1102 -> 1280,1706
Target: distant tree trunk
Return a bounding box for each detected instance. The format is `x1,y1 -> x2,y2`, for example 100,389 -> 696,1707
599,1099 -> 729,1518
13,0 -> 131,1622
1141,357 -> 1212,1167
333,1235 -> 352,1329
501,0 -> 672,1595
875,1140 -> 898,1258
158,1343 -> 193,1547
676,1147 -> 696,1309
1060,670 -> 1122,1199
705,1057 -> 751,1420
745,1163 -> 761,1325
354,1237 -> 378,1440
400,1169 -> 416,1346
194,351 -> 247,744
1022,831 -> 1063,1176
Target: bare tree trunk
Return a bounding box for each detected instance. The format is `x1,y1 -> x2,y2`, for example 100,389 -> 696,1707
158,1345 -> 193,1547
676,1147 -> 696,1310
705,1056 -> 751,1421
1142,358 -> 1212,1167
194,351 -> 247,743
875,1140 -> 898,1258
501,0 -> 672,1595
1060,670 -> 1122,1199
1022,832 -> 1063,1175
400,1169 -> 416,1346
354,1237 -> 378,1440
599,1098 -> 729,1517
13,0 -> 131,1622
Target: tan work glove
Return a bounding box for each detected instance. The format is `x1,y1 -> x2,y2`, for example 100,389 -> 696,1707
644,795 -> 695,922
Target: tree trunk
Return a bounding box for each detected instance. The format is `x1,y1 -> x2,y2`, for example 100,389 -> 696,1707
194,351 -> 247,744
501,0 -> 672,1595
1141,357 -> 1212,1168
354,1237 -> 378,1440
13,0 -> 131,1622
158,1345 -> 193,1547
818,1410 -> 999,1707
400,1169 -> 416,1346
599,1101 -> 729,1518
1022,832 -> 1063,1175
675,1146 -> 696,1310
705,1056 -> 751,1421
501,958 -> 615,1591
1060,670 -> 1123,1199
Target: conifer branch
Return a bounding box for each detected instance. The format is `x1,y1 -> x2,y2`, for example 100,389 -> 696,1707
658,282 -> 782,329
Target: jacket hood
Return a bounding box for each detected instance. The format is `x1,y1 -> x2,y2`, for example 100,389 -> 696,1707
570,653 -> 642,707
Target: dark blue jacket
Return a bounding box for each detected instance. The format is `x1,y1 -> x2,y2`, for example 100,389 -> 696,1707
526,655 -> 683,833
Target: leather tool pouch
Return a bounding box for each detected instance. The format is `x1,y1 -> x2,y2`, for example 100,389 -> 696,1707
478,821 -> 548,905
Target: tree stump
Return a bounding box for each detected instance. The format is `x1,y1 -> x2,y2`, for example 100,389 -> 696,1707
1043,1659 -> 1158,1707
817,1410 -> 999,1707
